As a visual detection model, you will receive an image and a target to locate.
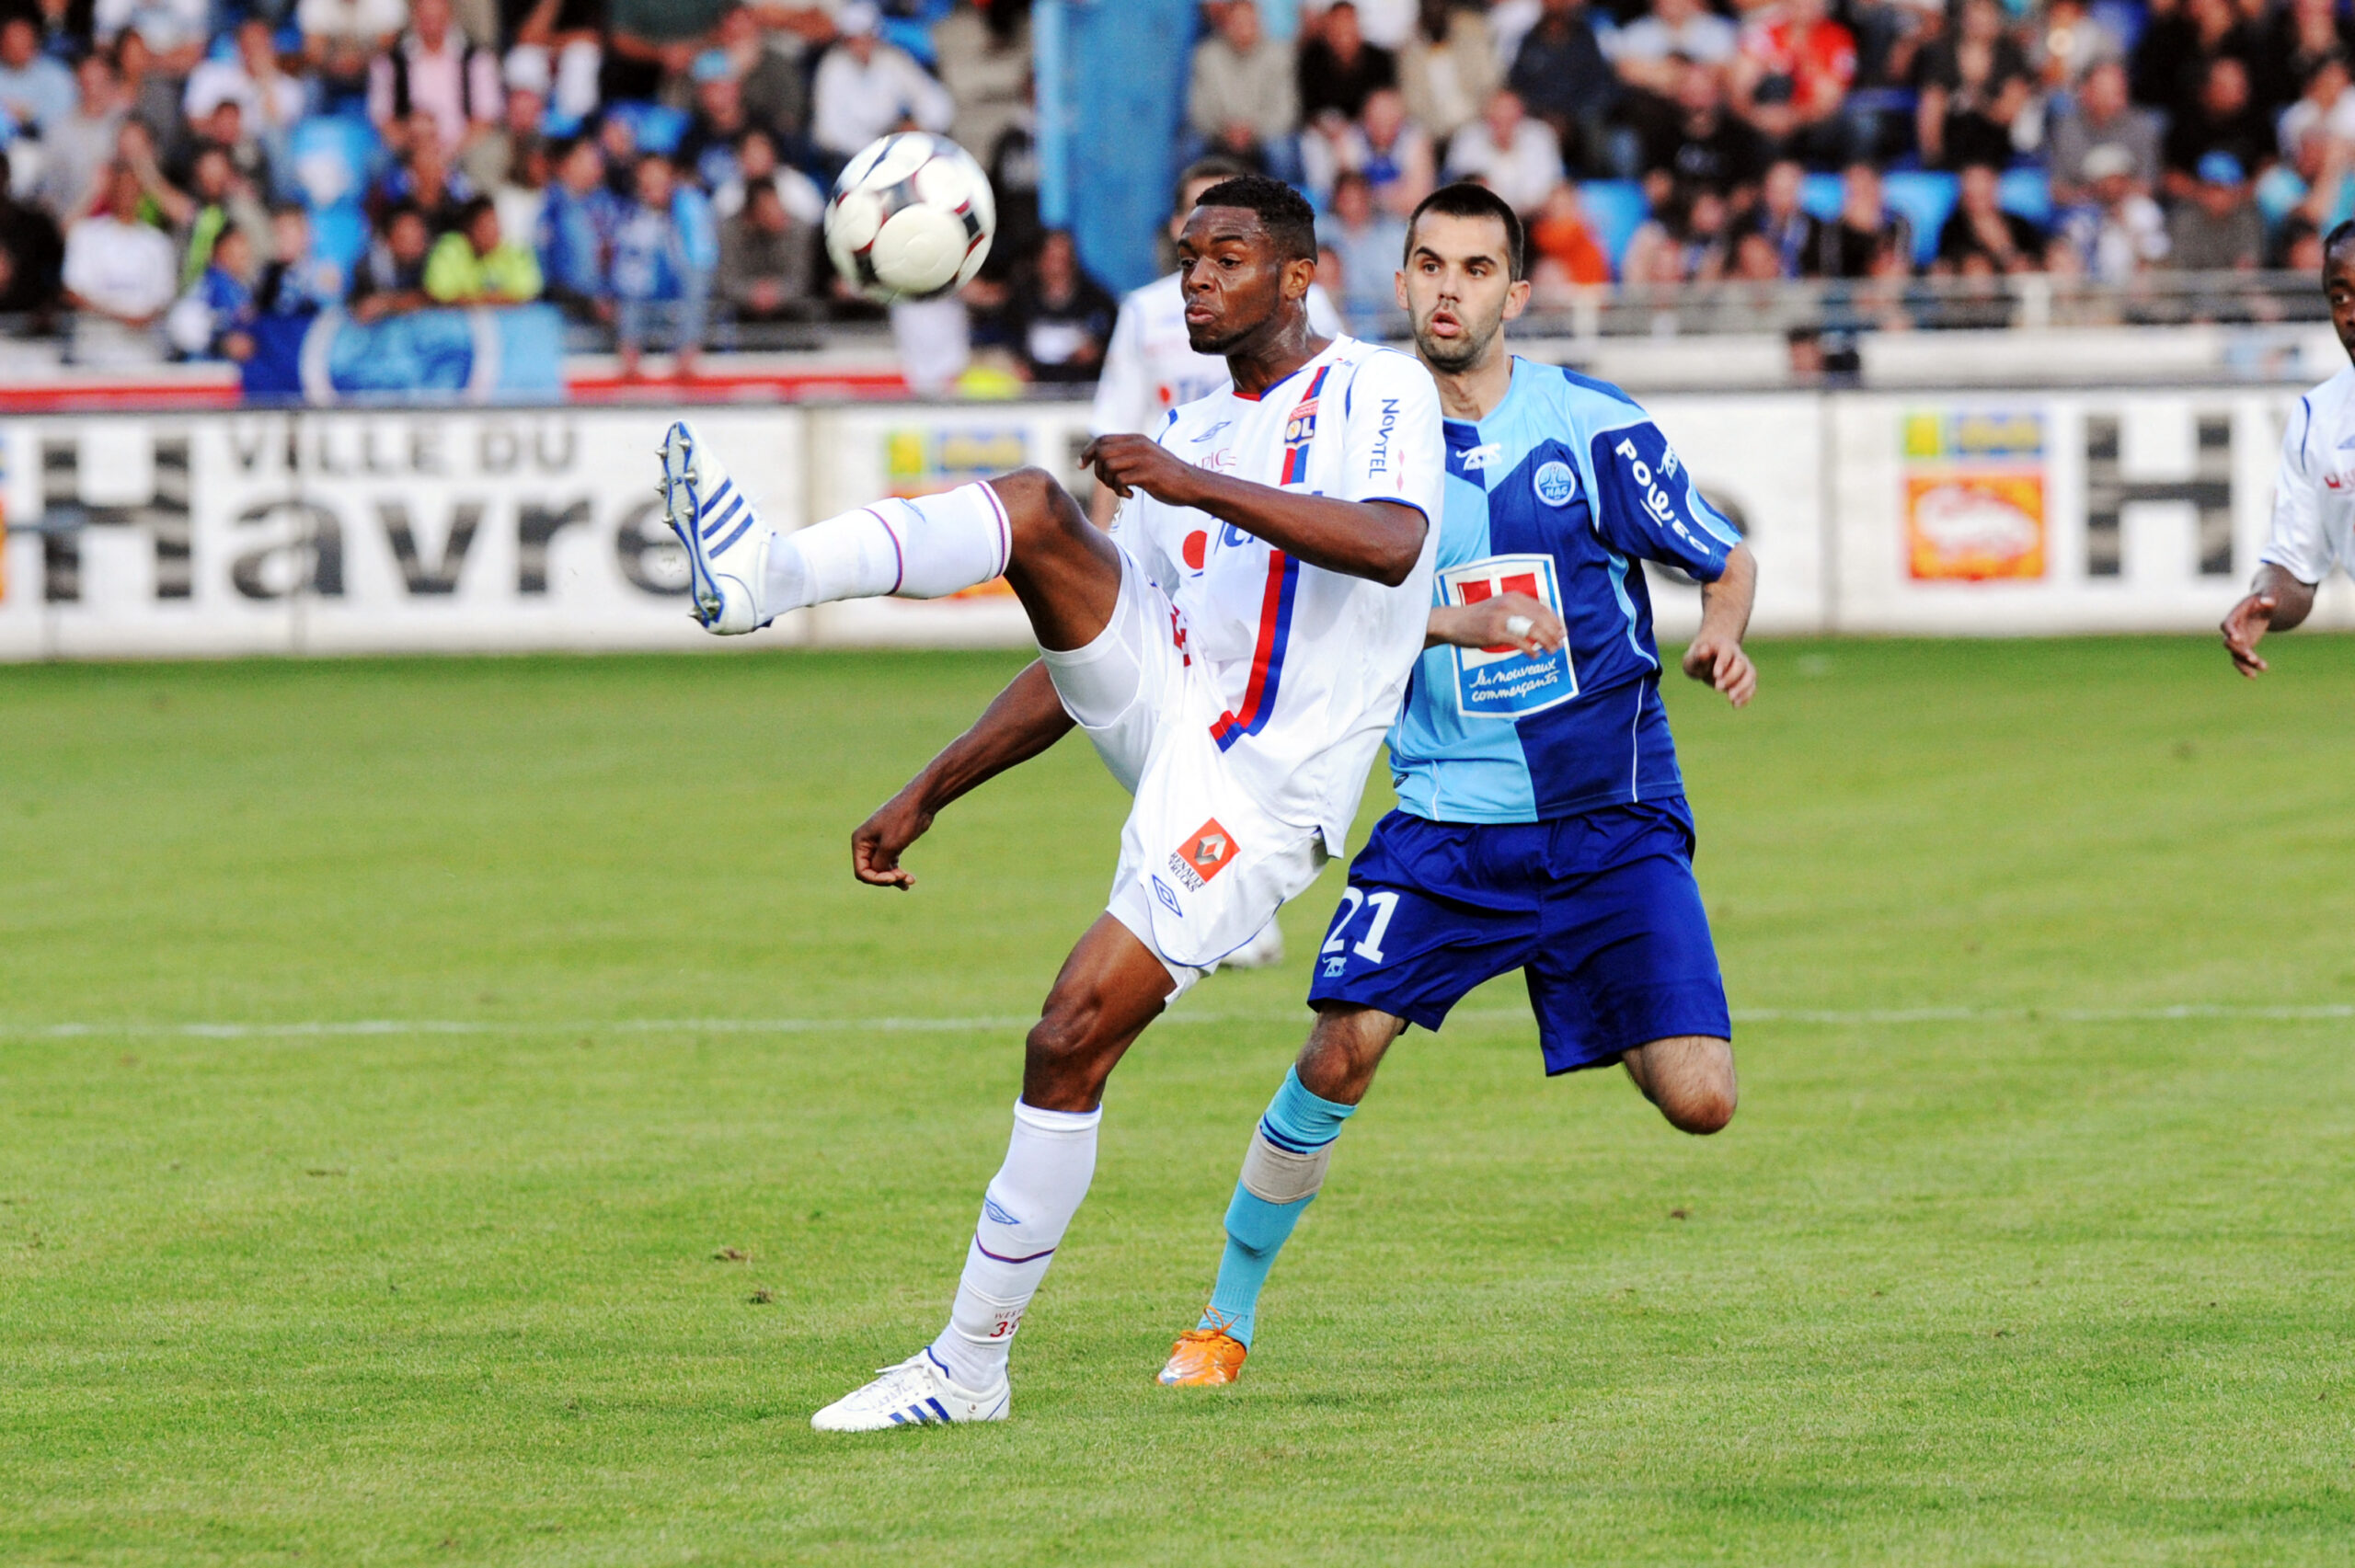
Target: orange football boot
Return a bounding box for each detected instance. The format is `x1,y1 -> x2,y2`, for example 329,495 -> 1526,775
1158,1319 -> 1247,1387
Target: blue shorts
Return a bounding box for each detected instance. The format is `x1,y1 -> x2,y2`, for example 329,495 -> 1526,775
1305,801 -> 1730,1075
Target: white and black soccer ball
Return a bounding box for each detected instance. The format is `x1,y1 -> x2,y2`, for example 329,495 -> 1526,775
823,132 -> 996,303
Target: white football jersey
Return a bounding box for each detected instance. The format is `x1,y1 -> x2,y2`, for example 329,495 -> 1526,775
2264,365 -> 2355,585
1088,270 -> 1348,436
1111,334 -> 1444,852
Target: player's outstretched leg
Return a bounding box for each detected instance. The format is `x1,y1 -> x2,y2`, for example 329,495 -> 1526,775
812,915 -> 1174,1431
659,422 -> 1119,650
1160,1006 -> 1403,1387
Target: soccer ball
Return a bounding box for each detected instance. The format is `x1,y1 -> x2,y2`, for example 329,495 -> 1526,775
823,132 -> 996,303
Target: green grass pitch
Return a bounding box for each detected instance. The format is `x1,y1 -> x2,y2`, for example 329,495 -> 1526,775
4,637 -> 2354,1565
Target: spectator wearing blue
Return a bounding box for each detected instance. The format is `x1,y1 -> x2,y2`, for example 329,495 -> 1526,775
256,203 -> 344,315
1508,0 -> 1617,176
165,222 -> 258,361
611,150 -> 714,381
538,134 -> 618,323
0,15 -> 75,139
1314,168 -> 1407,328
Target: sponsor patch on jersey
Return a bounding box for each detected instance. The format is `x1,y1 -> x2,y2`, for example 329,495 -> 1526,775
1533,461 -> 1579,507
1439,554 -> 1579,721
1166,818 -> 1238,892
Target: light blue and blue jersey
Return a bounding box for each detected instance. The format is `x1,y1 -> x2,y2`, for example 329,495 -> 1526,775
1387,359 -> 1740,824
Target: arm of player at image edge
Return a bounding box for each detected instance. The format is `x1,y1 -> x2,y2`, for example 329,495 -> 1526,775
2220,562 -> 2318,678
851,660 -> 1077,890
1679,543 -> 1759,707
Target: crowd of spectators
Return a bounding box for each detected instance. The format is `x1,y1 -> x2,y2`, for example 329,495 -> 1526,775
1191,0 -> 2351,322
0,0 -> 2337,372
0,0 -> 1055,375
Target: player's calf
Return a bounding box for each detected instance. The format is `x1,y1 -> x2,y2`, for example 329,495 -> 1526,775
1623,1035 -> 1737,1135
1019,915 -> 1178,1112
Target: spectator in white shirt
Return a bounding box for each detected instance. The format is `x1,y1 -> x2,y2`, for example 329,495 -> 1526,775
92,0 -> 208,71
184,20 -> 307,136
810,1 -> 953,163
64,161 -> 178,326
35,52 -> 126,220
300,0 -> 408,107
1442,87 -> 1565,214
367,0 -> 501,157
1607,0 -> 1738,101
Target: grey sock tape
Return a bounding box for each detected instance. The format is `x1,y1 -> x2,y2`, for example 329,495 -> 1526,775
1239,1128 -> 1332,1205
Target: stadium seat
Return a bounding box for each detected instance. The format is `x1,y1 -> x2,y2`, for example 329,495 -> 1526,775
605,100 -> 688,157
1881,170 -> 1959,267
1999,167 -> 2053,226
1578,179 -> 1650,277
1799,173 -> 1844,221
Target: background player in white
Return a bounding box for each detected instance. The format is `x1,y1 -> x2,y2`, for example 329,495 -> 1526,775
2221,221 -> 2355,677
1090,161 -> 1345,972
655,176 -> 1442,1429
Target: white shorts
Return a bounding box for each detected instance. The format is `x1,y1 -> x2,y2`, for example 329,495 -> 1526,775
1040,548 -> 1327,995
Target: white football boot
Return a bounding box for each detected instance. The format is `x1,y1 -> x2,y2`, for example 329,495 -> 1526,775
659,419 -> 771,635
810,1349 -> 1011,1432
1216,920 -> 1287,972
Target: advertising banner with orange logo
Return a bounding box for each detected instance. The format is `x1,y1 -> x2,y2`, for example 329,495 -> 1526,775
1900,408 -> 2048,582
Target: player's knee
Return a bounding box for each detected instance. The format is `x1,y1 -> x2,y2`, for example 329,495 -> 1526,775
1022,1001 -> 1117,1099
988,467 -> 1074,540
1661,1073 -> 1737,1135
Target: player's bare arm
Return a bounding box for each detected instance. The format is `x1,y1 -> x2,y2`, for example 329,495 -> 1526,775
1683,542 -> 1759,708
852,660 -> 1074,890
1425,590 -> 1567,655
1080,433 -> 1428,586
2220,562 -> 2318,678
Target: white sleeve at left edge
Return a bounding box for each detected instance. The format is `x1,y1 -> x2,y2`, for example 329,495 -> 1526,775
1335,349 -> 1444,526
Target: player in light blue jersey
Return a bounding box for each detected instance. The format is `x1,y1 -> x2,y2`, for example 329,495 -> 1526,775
1160,182 -> 1759,1388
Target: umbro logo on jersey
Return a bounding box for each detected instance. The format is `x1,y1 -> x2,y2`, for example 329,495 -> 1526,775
1166,818 -> 1237,893
1151,876 -> 1185,917
1190,422 -> 1233,443
1459,442 -> 1503,471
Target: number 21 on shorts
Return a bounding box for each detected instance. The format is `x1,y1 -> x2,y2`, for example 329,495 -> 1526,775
1321,887 -> 1400,975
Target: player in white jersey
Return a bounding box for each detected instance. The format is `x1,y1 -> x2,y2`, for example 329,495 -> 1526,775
2222,223 -> 2355,676
654,175 -> 1443,1430
1092,159 -> 1346,971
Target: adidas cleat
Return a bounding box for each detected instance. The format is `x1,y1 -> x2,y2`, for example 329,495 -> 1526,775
659,419 -> 770,635
810,1349 -> 1011,1432
1157,1326 -> 1247,1387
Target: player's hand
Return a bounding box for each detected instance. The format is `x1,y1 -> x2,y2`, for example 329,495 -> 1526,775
1078,433 -> 1200,506
1682,633 -> 1756,708
851,787 -> 936,891
1430,592 -> 1566,656
2220,590 -> 2277,678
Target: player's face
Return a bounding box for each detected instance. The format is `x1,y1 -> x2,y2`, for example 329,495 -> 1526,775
2328,245 -> 2355,361
1400,212 -> 1529,374
1176,207 -> 1306,355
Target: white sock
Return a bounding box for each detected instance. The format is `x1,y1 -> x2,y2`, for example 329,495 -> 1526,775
763,481 -> 1011,612
928,1098 -> 1100,1391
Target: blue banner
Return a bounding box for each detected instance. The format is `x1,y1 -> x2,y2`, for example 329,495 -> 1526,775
243,305 -> 568,404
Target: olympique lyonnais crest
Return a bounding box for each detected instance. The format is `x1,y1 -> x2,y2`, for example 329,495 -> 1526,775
1279,366 -> 1330,487
1166,818 -> 1238,893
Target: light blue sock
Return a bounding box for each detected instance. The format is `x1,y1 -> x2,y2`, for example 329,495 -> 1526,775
1200,1067 -> 1356,1347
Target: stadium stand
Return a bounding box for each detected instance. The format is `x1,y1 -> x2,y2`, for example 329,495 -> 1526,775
0,0 -> 2335,388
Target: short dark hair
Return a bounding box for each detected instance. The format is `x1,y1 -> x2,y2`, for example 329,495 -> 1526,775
1404,180 -> 1526,280
459,194 -> 497,229
2321,217 -> 2355,282
1192,174 -> 1318,264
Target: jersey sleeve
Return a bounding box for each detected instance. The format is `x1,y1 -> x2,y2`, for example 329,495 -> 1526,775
1107,411 -> 1188,589
2259,395 -> 2334,585
1586,416 -> 1740,581
1335,349 -> 1444,526
1088,294 -> 1151,436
